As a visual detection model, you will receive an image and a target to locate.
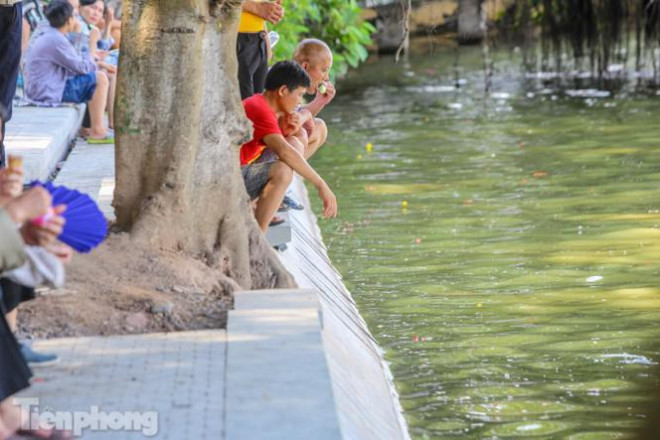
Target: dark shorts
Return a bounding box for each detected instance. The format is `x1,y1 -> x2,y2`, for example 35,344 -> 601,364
241,160 -> 275,200
0,288 -> 32,401
237,32 -> 267,100
62,71 -> 97,104
0,2 -> 23,168
0,278 -> 36,314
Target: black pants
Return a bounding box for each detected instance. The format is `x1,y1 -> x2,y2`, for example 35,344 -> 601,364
237,32 -> 268,100
0,2 -> 23,168
0,288 -> 32,402
0,278 -> 36,314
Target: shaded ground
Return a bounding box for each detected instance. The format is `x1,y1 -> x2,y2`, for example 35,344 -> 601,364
18,233 -> 232,339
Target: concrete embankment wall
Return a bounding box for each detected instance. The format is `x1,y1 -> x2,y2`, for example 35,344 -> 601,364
279,177 -> 411,440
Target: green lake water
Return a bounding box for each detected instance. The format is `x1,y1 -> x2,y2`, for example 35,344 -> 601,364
309,47 -> 660,439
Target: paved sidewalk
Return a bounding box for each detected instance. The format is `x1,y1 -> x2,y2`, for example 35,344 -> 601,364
54,139 -> 115,218
18,330 -> 226,439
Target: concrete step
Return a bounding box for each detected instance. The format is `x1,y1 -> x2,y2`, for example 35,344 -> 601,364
225,289 -> 341,440
5,105 -> 85,182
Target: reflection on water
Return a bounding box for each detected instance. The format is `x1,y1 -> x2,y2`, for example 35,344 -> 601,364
310,46 -> 660,439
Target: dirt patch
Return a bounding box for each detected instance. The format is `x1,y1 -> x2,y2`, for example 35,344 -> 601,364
17,233 -> 234,339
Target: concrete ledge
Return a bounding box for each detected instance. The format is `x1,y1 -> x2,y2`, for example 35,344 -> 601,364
5,105 -> 85,181
278,177 -> 411,440
226,289 -> 341,440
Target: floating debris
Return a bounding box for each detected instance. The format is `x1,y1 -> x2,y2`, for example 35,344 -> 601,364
491,92 -> 511,99
586,275 -> 603,283
600,353 -> 656,365
566,89 -> 611,98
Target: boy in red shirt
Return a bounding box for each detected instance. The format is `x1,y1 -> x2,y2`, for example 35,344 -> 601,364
241,60 -> 337,232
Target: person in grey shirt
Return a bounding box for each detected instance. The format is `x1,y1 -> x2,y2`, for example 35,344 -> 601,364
23,0 -> 112,142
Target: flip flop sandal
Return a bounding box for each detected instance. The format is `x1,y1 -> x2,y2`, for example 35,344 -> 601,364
269,216 -> 285,227
282,195 -> 304,210
87,135 -> 115,144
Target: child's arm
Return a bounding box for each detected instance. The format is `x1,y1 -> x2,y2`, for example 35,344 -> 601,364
264,134 -> 337,219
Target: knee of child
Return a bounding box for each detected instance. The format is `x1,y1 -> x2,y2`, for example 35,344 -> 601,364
287,135 -> 306,154
273,163 -> 294,186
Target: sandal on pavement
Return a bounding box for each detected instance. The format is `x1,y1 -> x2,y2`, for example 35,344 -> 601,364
269,216 -> 285,227
87,134 -> 114,144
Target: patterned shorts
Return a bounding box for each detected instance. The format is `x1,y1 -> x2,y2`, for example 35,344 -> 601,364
241,160 -> 275,200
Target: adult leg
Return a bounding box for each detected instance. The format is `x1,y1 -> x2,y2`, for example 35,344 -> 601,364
237,33 -> 255,100
237,33 -> 267,100
0,2 -> 23,168
251,33 -> 268,95
88,71 -> 109,138
254,162 -> 293,231
304,118 -> 328,159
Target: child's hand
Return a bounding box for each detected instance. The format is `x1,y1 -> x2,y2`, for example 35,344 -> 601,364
0,167 -> 23,205
278,112 -> 302,137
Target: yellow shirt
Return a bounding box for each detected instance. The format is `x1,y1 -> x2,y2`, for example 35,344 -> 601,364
239,6 -> 266,33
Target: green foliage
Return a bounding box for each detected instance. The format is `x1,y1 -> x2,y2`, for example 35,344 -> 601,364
271,0 -> 375,78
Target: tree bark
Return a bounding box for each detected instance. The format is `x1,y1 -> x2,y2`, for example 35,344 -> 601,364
458,0 -> 485,44
114,0 -> 293,290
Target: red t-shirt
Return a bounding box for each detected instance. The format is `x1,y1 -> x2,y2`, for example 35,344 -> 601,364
240,94 -> 282,166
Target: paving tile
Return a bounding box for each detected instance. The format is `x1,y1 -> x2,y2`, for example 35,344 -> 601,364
16,331 -> 226,439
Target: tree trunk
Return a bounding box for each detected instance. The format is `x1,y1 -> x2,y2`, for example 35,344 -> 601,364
114,0 -> 293,290
458,0 -> 485,44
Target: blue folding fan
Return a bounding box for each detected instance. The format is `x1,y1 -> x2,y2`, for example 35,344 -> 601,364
31,181 -> 108,253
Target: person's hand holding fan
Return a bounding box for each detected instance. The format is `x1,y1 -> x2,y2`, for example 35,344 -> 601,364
31,182 -> 108,253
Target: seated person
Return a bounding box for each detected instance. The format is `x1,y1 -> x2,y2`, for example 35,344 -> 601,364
80,0 -> 117,128
23,0 -> 112,143
240,60 -> 338,232
282,38 -> 336,160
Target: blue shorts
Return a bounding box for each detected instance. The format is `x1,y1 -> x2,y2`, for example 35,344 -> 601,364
62,71 -> 97,104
